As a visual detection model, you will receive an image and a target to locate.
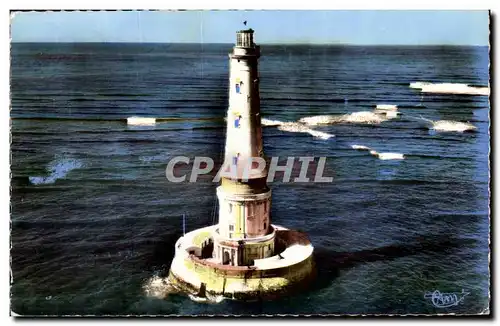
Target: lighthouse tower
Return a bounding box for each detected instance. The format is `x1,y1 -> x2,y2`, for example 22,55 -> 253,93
167,28 -> 315,301
212,29 -> 275,266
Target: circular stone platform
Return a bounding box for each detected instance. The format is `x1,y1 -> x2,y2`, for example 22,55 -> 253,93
167,224 -> 315,301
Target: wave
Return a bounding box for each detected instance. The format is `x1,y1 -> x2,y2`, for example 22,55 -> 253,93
306,129 -> 335,140
336,111 -> 395,124
276,122 -> 334,140
261,118 -> 286,126
28,157 -> 84,185
374,104 -> 399,118
371,151 -> 405,160
409,81 -> 433,89
127,117 -> 156,125
410,115 -> 477,133
142,275 -> 176,300
143,273 -> 224,303
11,116 -> 223,123
299,111 -> 392,126
410,81 -> 489,96
351,144 -> 371,150
375,104 -> 398,111
431,120 -> 477,133
261,118 -> 334,139
351,144 -> 405,160
297,115 -> 338,125
188,293 -> 225,303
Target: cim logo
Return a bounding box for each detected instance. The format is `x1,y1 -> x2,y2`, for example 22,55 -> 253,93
165,156 -> 334,183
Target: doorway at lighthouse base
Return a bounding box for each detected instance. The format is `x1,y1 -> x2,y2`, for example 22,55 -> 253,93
167,225 -> 316,301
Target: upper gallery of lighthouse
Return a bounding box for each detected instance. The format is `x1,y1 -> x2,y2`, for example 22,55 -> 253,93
221,28 -> 266,182
232,29 -> 260,57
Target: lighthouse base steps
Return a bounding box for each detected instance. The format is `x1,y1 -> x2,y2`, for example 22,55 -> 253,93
167,225 -> 315,301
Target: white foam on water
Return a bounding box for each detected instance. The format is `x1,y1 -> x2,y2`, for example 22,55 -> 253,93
373,110 -> 399,119
410,115 -> 476,133
376,153 -> 405,160
298,115 -> 338,125
261,118 -> 285,126
188,294 -> 209,303
29,157 -> 84,185
375,104 -> 398,111
420,83 -> 489,96
127,117 -> 157,125
261,118 -> 333,139
351,144 -> 372,150
351,145 -> 404,160
340,111 -> 390,124
306,129 -> 335,140
409,81 -> 433,89
143,275 -> 175,300
187,293 -> 225,303
384,111 -> 399,118
369,150 -> 405,160
430,120 -> 477,132
143,275 -> 225,303
277,122 -> 334,140
374,104 -> 399,118
409,82 -> 489,96
299,111 -> 391,126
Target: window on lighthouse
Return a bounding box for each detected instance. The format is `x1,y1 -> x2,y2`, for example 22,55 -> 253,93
247,204 -> 254,220
234,115 -> 242,128
235,78 -> 243,94
232,153 -> 240,166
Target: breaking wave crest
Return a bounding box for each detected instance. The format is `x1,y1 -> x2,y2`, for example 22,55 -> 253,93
299,111 -> 391,126
430,120 -> 477,132
127,117 -> 157,125
411,116 -> 477,132
143,275 -> 176,300
409,81 -> 433,89
261,118 -> 285,126
371,152 -> 405,160
298,115 -> 338,125
188,293 -> 225,303
261,118 -> 334,139
143,275 -> 225,303
306,129 -> 335,140
351,144 -> 405,160
410,81 -> 489,96
29,157 -> 84,185
351,144 -> 371,150
277,122 -> 334,140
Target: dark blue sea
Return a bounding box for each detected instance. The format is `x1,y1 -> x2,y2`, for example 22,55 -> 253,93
10,43 -> 490,315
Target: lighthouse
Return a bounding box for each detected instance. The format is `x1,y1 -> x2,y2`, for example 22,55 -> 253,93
214,28 -> 275,266
167,28 -> 315,301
